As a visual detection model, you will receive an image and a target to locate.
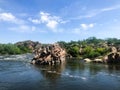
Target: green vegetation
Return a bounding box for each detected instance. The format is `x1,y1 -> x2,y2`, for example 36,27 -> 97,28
67,45 -> 80,57
0,43 -> 31,55
58,37 -> 120,59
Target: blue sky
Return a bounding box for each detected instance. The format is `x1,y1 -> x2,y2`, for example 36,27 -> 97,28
0,0 -> 120,43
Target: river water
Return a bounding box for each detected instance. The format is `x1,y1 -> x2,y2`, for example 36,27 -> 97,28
0,54 -> 120,90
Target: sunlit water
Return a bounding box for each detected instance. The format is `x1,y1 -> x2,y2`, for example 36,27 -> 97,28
0,54 -> 120,90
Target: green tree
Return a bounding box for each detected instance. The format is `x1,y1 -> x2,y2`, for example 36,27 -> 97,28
67,46 -> 80,57
96,47 -> 107,55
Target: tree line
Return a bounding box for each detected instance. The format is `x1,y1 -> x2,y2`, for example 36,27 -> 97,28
58,37 -> 120,59
0,43 -> 31,55
0,37 -> 120,58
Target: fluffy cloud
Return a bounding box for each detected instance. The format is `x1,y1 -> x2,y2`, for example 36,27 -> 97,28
40,12 -> 50,23
0,13 -> 16,21
46,20 -> 58,30
40,12 -> 59,29
80,23 -> 94,30
29,11 -> 66,32
0,12 -> 36,33
71,23 -> 94,34
0,12 -> 24,24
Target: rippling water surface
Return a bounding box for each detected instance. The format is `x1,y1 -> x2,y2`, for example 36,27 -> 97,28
0,54 -> 120,90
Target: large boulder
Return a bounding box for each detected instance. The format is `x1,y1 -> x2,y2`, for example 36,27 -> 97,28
104,52 -> 120,63
31,43 -> 66,65
103,46 -> 120,63
111,46 -> 117,53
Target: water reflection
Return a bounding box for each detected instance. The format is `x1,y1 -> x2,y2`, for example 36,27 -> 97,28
34,62 -> 66,81
103,64 -> 120,76
89,64 -> 103,75
106,64 -> 120,70
66,59 -> 85,71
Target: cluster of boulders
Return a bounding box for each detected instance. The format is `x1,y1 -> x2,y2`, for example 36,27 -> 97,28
31,43 -> 66,65
84,46 -> 120,64
103,47 -> 120,63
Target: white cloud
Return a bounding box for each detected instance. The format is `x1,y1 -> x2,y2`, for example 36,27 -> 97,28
40,12 -> 50,23
0,13 -> 16,21
71,23 -> 94,34
101,5 -> 120,12
67,22 -> 95,35
80,23 -> 94,30
0,12 -> 36,33
40,12 -> 59,30
46,20 -> 58,29
81,24 -> 87,30
29,11 -> 66,32
28,18 -> 41,24
0,12 -> 24,24
69,4 -> 120,20
86,5 -> 120,18
89,24 -> 94,28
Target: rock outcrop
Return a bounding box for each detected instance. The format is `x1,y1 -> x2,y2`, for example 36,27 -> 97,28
103,47 -> 120,63
15,40 -> 41,50
31,43 -> 66,65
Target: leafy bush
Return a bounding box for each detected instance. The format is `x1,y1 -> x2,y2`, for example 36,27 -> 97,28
67,46 -> 80,57
0,43 -> 31,55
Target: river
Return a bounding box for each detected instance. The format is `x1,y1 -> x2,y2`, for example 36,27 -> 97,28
0,54 -> 120,90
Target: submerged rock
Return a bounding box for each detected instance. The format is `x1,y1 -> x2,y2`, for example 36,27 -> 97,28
93,59 -> 103,63
84,58 -> 103,63
31,43 -> 66,65
84,58 -> 92,62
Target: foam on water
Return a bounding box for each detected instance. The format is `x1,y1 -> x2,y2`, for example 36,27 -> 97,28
61,71 -> 120,80
0,53 -> 33,62
46,70 -> 87,80
63,73 -> 87,80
